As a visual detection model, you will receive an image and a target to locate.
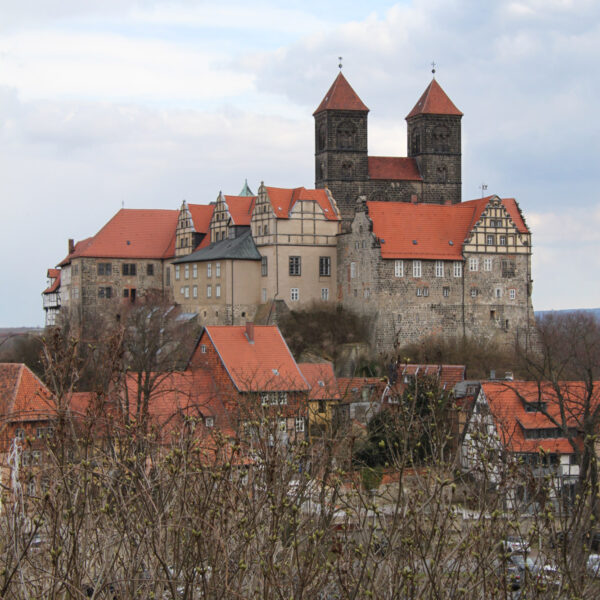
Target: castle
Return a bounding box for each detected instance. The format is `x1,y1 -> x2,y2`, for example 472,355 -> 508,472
43,72 -> 534,350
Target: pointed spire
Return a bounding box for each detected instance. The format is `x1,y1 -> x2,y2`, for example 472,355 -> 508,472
313,72 -> 369,115
406,79 -> 462,119
239,179 -> 254,197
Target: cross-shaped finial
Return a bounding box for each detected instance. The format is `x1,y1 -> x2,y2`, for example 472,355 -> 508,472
338,56 -> 343,70
431,61 -> 437,76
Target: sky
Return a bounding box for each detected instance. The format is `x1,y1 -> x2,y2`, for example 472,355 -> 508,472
1,0 -> 599,327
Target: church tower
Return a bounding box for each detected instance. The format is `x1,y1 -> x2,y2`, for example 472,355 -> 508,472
406,78 -> 463,204
314,73 -> 369,224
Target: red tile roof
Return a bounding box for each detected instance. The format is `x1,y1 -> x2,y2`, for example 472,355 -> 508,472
204,325 -> 309,392
314,72 -> 369,115
265,187 -> 340,221
298,363 -> 341,401
398,364 -> 465,390
188,204 -> 214,234
58,237 -> 93,266
368,157 -> 422,181
43,269 -> 61,294
224,195 -> 256,226
482,381 -> 600,454
337,377 -> 386,402
367,196 -> 529,260
406,78 -> 463,119
59,209 -> 179,263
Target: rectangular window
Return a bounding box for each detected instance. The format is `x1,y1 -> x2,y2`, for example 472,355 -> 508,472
122,263 -> 137,276
364,288 -> 370,298
207,285 -> 212,298
416,288 -> 422,297
350,262 -> 357,279
469,258 -> 478,272
423,287 -> 429,297
499,235 -> 507,246
509,289 -> 516,300
261,256 -> 268,276
495,287 -> 502,299
289,256 -> 301,276
453,262 -> 463,278
123,289 -> 129,298
443,287 -> 450,297
279,418 -> 287,431
97,262 -> 112,276
270,393 -> 279,406
319,256 -> 331,277
215,284 -> 221,298
290,288 -> 299,301
321,288 -> 329,301
216,263 -> 221,277
205,417 -> 214,428
175,265 -> 180,280
486,234 -> 495,245
193,285 -> 198,298
501,259 -> 516,278
166,267 -> 171,286
413,260 -> 422,278
201,344 -> 207,353
395,260 -> 404,277
147,263 -> 154,276
98,287 -> 112,299
73,287 -> 79,299
15,428 -> 25,440
483,258 -> 493,272
262,288 -> 267,303
184,286 -> 190,299
192,264 -> 197,278
184,265 -> 189,279
295,417 -> 305,433
207,263 -> 212,277
435,260 -> 444,278
279,392 -> 288,405
471,288 -> 478,298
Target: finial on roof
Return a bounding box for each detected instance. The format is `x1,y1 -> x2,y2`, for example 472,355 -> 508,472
239,179 -> 254,197
431,61 -> 436,77
479,183 -> 488,198
338,56 -> 343,71
121,200 -> 124,208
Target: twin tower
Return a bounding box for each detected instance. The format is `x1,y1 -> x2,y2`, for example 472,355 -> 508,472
313,72 -> 463,225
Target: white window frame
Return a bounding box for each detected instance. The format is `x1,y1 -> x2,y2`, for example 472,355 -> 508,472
469,258 -> 478,272
216,284 -> 221,298
184,265 -> 189,279
486,234 -> 495,245
184,286 -> 190,299
443,287 -> 450,298
453,261 -> 463,278
216,262 -> 221,277
321,288 -> 329,301
175,265 -> 180,280
290,288 -> 299,302
350,262 -> 356,279
395,260 -> 404,278
207,263 -> 212,277
495,287 -> 502,299
295,417 -> 305,433
435,260 -> 444,278
207,285 -> 212,298
499,235 -> 507,246
279,392 -> 288,405
261,288 -> 267,303
193,264 -> 198,278
193,285 -> 198,298
509,289 -> 516,300
205,417 -> 214,428
413,260 -> 422,278
483,258 -> 493,272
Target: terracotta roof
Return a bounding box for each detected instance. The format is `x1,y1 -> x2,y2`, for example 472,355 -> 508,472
397,364 -> 465,390
298,363 -> 341,401
367,196 -> 529,260
188,204 -> 214,234
337,377 -> 386,401
59,209 -> 179,262
406,78 -> 462,119
58,237 -> 93,266
43,269 -> 61,294
265,187 -> 340,221
501,198 -> 529,234
203,325 -> 309,393
224,195 -> 256,226
368,157 -> 422,181
481,381 -> 600,454
314,72 -> 369,115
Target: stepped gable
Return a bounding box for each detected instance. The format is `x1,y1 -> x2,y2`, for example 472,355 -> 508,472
406,78 -> 463,119
313,72 -> 369,115
224,195 -> 257,226
265,187 -> 340,221
368,157 -> 422,181
202,325 -> 309,392
367,196 -> 529,260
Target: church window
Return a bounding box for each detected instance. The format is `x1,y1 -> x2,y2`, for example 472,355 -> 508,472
453,262 -> 463,278
469,258 -> 479,272
395,260 -> 404,278
483,258 -> 493,271
337,121 -> 356,149
435,261 -> 444,277
413,260 -> 422,278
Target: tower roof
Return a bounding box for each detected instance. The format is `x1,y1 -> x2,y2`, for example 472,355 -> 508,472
313,72 -> 369,115
406,78 -> 462,119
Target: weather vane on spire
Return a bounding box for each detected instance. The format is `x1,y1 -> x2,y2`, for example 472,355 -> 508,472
338,56 -> 343,71
431,61 -> 437,76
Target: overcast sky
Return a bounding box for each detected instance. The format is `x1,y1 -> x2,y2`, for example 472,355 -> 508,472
1,0 -> 599,327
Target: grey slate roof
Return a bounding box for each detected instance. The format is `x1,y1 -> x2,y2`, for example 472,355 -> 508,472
173,229 -> 261,263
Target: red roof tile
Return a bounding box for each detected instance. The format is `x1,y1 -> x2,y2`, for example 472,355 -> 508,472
368,157 -> 422,181
367,196 -> 529,260
204,325 -> 309,392
224,195 -> 256,226
43,269 -> 61,294
337,377 -> 386,401
265,187 -> 340,221
406,78 -> 462,119
314,72 -> 369,115
188,204 -> 214,234
298,363 -> 340,401
59,209 -> 179,262
482,381 -> 600,454
398,364 -> 465,390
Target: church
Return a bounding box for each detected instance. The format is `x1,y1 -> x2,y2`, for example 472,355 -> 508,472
44,71 -> 534,351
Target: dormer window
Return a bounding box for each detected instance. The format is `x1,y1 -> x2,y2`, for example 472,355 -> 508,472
524,402 -> 547,412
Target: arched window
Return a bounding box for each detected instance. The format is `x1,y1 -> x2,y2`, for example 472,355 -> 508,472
437,165 -> 448,183
341,161 -> 354,179
411,130 -> 421,154
433,125 -> 450,152
337,121 -> 356,149
317,124 -> 326,151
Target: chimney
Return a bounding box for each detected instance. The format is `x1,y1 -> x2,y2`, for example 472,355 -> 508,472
444,198 -> 452,206
68,238 -> 75,254
245,321 -> 254,343
410,194 -> 418,204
